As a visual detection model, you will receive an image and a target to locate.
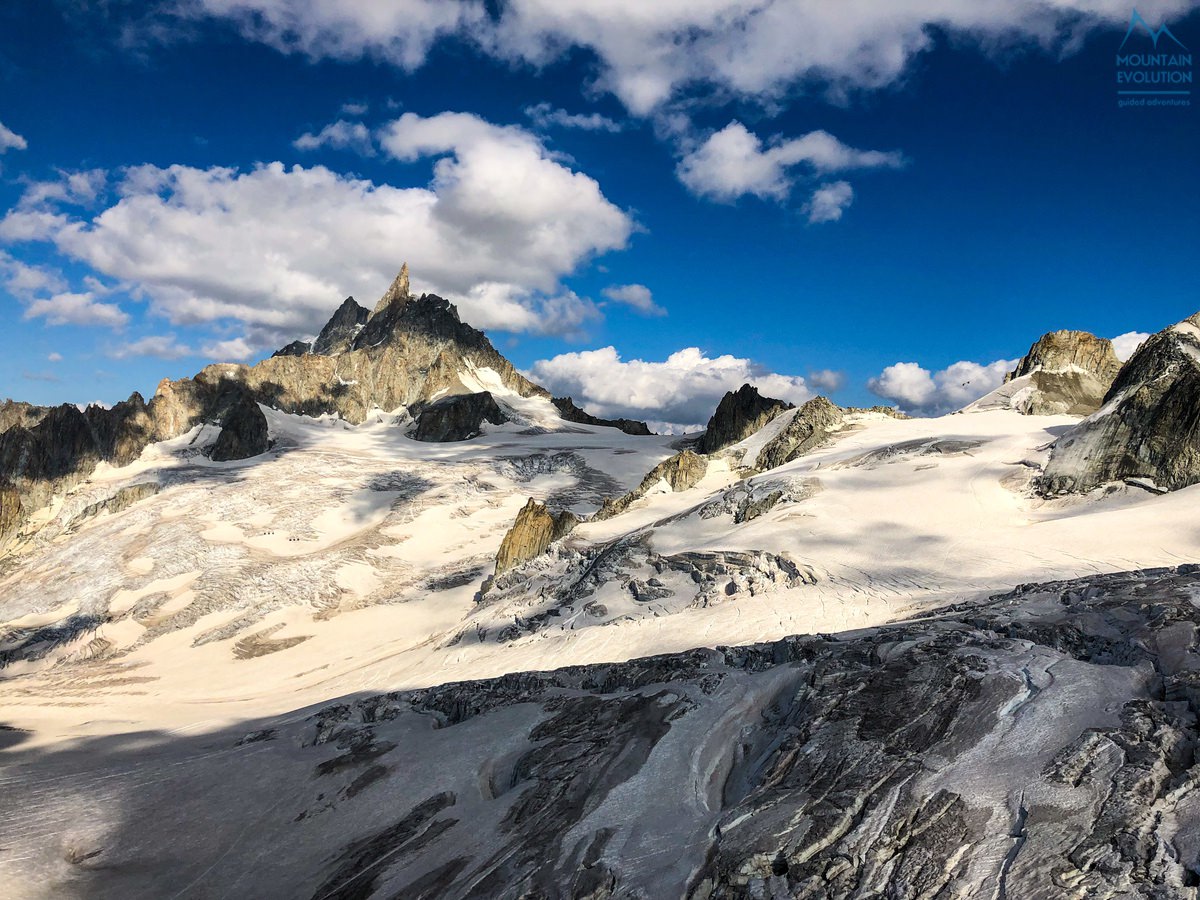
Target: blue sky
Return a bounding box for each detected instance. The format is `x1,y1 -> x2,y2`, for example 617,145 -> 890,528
1,1 -> 1197,428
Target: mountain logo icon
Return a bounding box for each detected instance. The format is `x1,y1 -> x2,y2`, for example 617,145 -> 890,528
1119,9 -> 1188,50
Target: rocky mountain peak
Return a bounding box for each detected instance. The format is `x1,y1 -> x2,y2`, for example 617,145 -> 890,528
970,329 -> 1125,416
370,262 -> 412,319
1041,310 -> 1200,494
253,266 -> 547,423
698,384 -> 794,455
311,296 -> 370,356
1007,329 -> 1122,383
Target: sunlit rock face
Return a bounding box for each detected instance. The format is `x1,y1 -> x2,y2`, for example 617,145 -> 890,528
493,497 -> 578,575
754,396 -> 845,471
1042,312 -> 1200,494
250,267 -> 546,424
999,329 -> 1124,416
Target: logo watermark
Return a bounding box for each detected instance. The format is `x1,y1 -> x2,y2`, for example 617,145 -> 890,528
1116,9 -> 1192,107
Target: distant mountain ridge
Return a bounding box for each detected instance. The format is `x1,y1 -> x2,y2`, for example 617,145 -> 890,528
0,265 -> 646,550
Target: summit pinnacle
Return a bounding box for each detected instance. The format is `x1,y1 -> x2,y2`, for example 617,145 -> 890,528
371,262 -> 412,318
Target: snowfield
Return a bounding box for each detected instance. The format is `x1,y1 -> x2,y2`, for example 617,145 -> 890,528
1,398 -> 1195,757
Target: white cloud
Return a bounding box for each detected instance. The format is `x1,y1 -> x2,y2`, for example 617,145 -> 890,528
601,283 -> 665,316
528,345 -> 812,430
806,181 -> 854,223
23,292 -> 130,329
293,119 -> 376,155
868,358 -> 1016,416
0,121 -> 27,153
456,283 -> 601,339
1110,331 -> 1149,361
175,1 -> 1190,115
1,112 -> 634,345
19,169 -> 107,208
340,101 -> 369,116
109,334 -> 196,360
524,102 -> 623,132
47,352 -> 64,363
807,368 -> 846,393
676,122 -> 901,203
202,336 -> 257,361
179,0 -> 486,70
0,250 -> 67,300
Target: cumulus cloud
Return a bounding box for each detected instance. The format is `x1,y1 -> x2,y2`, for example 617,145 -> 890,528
0,112 -> 634,346
20,169 -> 107,208
0,121 -> 27,153
177,0 -> 486,70
524,102 -> 623,132
528,345 -> 812,430
1111,331 -> 1150,361
807,368 -> 846,393
201,336 -> 257,361
173,1 -> 1186,115
47,352 -> 64,363
676,122 -> 901,203
0,250 -> 67,300
868,358 -> 1016,416
293,119 -> 376,155
806,181 -> 854,224
23,292 -> 129,329
601,283 -> 665,316
108,334 -> 196,360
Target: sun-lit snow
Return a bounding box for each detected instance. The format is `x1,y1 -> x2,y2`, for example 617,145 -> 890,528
1,402 -> 1197,752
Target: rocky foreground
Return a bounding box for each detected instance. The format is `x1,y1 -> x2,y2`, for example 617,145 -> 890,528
3,565 -> 1200,899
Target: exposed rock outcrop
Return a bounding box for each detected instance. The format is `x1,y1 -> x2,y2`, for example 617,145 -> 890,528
311,297 -> 370,356
593,449 -> 708,521
412,392 -> 509,442
209,394 -> 270,461
1042,312 -> 1200,494
494,498 -> 579,576
271,340 -> 311,358
0,399 -> 52,435
989,330 -> 1124,416
1009,329 -> 1123,383
370,262 -> 411,318
551,396 -> 652,436
753,396 -> 844,471
700,475 -> 822,523
71,482 -> 161,528
698,384 -> 793,455
0,485 -> 23,545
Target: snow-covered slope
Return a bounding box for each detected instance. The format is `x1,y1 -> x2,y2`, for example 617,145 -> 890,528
1,399 -> 1195,754
6,383 -> 1200,897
